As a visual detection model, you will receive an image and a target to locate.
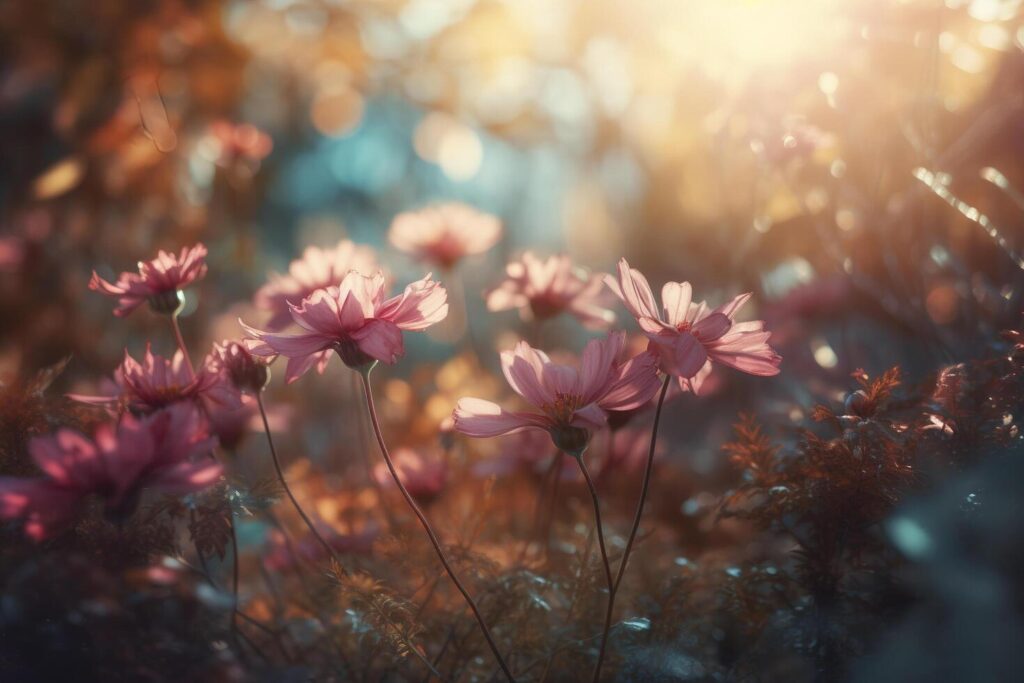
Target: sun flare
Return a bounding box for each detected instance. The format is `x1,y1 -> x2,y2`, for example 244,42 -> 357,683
652,0 -> 850,82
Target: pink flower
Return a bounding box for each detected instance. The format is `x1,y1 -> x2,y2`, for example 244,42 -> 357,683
374,448 -> 448,504
389,203 -> 501,268
69,346 -> 222,413
255,240 -> 383,331
89,244 -> 208,316
485,252 -> 616,329
453,332 -> 661,454
0,405 -> 220,540
605,259 -> 781,395
243,270 -> 448,381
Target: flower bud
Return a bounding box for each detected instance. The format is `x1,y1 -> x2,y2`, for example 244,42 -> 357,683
214,341 -> 270,394
844,389 -> 870,417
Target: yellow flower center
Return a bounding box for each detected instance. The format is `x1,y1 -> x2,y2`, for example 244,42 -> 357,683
542,392 -> 584,425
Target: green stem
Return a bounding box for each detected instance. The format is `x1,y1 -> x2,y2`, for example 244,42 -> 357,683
255,393 -> 344,572
231,511 -> 240,639
578,456 -> 614,683
593,374 -> 671,681
170,313 -> 196,379
612,375 -> 670,595
358,367 -> 515,682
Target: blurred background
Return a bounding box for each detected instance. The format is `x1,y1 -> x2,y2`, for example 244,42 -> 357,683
1,0 -> 1023,680
3,0 -> 1023,477
2,0 -> 1022,380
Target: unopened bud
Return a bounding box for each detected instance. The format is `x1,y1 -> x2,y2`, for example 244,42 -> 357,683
216,341 -> 271,394
844,389 -> 870,417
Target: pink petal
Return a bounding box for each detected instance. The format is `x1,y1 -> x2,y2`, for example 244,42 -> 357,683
708,345 -> 782,376
723,320 -> 765,336
30,430 -> 98,487
501,343 -> 553,407
337,288 -> 368,331
599,351 -> 661,411
540,362 -> 579,398
647,332 -> 709,379
579,332 -> 624,403
607,259 -> 661,322
352,319 -> 405,364
107,418 -> 157,498
344,271 -> 386,317
243,325 -> 333,358
661,281 -> 693,327
637,315 -> 673,335
65,390 -> 120,408
284,353 -> 322,384
379,274 -> 449,331
678,360 -> 713,395
88,271 -> 129,296
89,270 -> 148,317
713,292 -> 752,320
692,312 -> 731,342
147,403 -> 214,464
570,403 -> 607,431
706,324 -> 781,376
453,398 -> 550,437
314,349 -> 333,373
242,336 -> 278,359
290,289 -> 342,333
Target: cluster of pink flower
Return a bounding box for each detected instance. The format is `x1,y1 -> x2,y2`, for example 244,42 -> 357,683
0,201 -> 780,681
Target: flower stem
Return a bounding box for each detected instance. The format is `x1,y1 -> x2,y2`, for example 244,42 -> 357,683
589,375 -> 670,681
612,374 -> 670,596
230,511 -> 240,638
358,367 -> 515,682
255,393 -> 344,572
518,453 -> 558,562
577,455 -> 614,683
170,313 -> 196,379
446,268 -> 482,363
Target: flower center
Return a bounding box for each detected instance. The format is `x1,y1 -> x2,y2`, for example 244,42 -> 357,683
529,294 -> 566,321
542,392 -> 585,425
431,235 -> 464,268
141,384 -> 188,408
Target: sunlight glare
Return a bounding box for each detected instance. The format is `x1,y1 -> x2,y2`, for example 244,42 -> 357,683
654,0 -> 849,83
